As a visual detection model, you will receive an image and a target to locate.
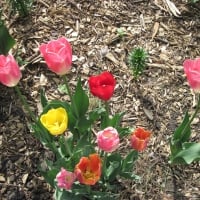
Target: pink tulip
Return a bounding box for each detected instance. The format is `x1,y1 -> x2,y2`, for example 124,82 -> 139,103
39,37 -> 72,75
183,58 -> 200,91
97,127 -> 120,152
0,54 -> 22,87
56,168 -> 76,190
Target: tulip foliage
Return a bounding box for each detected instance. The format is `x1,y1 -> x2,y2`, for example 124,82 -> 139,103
35,38 -> 151,199
0,23 -> 15,55
36,73 -> 144,199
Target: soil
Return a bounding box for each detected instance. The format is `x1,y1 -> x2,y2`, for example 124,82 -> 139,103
0,0 -> 200,200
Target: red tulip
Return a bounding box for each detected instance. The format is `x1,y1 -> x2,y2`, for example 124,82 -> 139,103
0,54 -> 22,87
88,71 -> 116,101
97,127 -> 119,152
39,37 -> 72,75
75,154 -> 101,185
183,58 -> 200,91
130,127 -> 151,151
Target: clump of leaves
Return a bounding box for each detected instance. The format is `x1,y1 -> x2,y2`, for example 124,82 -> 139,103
7,0 -> 33,17
128,47 -> 148,78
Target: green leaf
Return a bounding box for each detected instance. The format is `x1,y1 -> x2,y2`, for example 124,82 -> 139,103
39,167 -> 59,188
42,100 -> 70,114
74,133 -> 91,150
121,150 -> 138,172
54,188 -> 82,200
0,23 -> 15,55
108,113 -> 125,128
172,112 -> 191,142
88,107 -> 105,125
100,112 -> 126,131
31,122 -> 53,146
58,135 -> 73,157
73,133 -> 95,158
171,142 -> 200,164
71,78 -> 89,118
90,191 -> 117,199
120,172 -> 140,180
105,153 -> 122,182
118,127 -> 131,137
170,112 -> 191,155
40,88 -> 48,108
76,116 -> 91,132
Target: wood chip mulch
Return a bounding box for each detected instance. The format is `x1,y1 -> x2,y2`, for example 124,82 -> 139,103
0,0 -> 200,200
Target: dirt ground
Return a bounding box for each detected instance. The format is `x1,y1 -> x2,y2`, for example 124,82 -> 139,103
0,0 -> 200,199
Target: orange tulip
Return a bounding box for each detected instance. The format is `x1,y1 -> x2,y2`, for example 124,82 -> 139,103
75,154 -> 101,185
130,127 -> 151,151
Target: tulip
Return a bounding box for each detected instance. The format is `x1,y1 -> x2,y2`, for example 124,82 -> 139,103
75,154 -> 101,185
97,127 -> 119,152
56,168 -> 76,190
0,54 -> 22,87
40,107 -> 68,135
183,58 -> 200,91
130,127 -> 151,151
39,37 -> 72,75
89,71 -> 116,101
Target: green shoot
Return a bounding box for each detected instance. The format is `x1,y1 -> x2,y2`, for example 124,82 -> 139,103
7,0 -> 33,17
128,47 -> 148,78
117,28 -> 126,38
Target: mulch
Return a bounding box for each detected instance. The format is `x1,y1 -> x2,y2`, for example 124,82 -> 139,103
0,0 -> 200,199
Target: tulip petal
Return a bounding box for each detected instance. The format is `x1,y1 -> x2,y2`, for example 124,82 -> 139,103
40,107 -> 68,135
130,127 -> 151,151
0,54 -> 21,87
89,71 -> 116,101
39,37 -> 72,75
183,58 -> 200,91
75,154 -> 101,185
97,127 -> 119,152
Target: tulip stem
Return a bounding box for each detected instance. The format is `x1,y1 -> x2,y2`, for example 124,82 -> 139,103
178,94 -> 200,143
189,94 -> 200,125
62,75 -> 73,102
105,101 -> 109,114
15,85 -> 37,123
62,135 -> 72,157
102,152 -> 108,181
104,101 -> 110,126
62,75 -> 80,120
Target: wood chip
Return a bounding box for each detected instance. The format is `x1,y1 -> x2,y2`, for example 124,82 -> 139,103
164,0 -> 181,17
152,22 -> 159,39
105,52 -> 119,65
22,174 -> 29,184
143,107 -> 154,121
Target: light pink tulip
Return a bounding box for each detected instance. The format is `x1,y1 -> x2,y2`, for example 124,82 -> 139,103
56,168 -> 76,190
0,54 -> 22,87
183,58 -> 200,91
97,127 -> 120,152
39,37 -> 72,75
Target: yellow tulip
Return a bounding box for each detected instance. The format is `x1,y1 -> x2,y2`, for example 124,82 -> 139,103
40,107 -> 68,135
